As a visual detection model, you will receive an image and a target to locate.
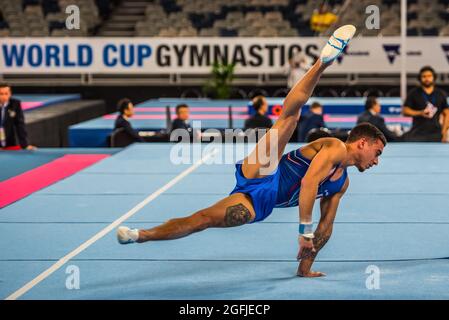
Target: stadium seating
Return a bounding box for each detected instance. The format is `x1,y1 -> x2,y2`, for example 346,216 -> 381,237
0,0 -> 103,36
0,0 -> 449,37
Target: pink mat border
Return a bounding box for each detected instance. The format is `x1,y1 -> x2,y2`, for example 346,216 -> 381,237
21,102 -> 44,111
0,154 -> 109,208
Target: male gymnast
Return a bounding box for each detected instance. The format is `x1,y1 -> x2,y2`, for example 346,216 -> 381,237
117,25 -> 387,277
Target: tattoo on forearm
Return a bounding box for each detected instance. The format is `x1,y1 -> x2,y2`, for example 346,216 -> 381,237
301,232 -> 331,260
224,203 -> 251,227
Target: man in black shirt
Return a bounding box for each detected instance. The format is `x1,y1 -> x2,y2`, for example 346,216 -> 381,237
357,97 -> 398,142
402,66 -> 449,142
0,82 -> 36,150
244,95 -> 273,130
114,98 -> 143,142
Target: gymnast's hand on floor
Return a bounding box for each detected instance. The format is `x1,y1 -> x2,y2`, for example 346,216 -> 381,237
296,267 -> 326,278
297,235 -> 315,261
296,235 -> 326,278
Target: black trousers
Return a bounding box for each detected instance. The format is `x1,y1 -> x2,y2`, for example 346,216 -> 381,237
400,129 -> 442,142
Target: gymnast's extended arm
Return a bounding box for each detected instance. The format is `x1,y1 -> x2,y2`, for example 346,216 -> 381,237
297,177 -> 349,277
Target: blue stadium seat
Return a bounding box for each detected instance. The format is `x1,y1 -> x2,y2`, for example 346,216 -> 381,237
0,21 -> 9,29
260,6 -> 276,14
383,0 -> 408,5
49,21 -> 66,32
95,0 -> 111,18
421,27 -> 439,36
22,0 -> 40,10
211,11 -> 227,21
298,28 -> 316,37
242,6 -> 257,14
285,11 -> 303,24
407,12 -> 418,21
290,19 -> 308,30
193,13 -> 219,29
407,27 -> 419,36
439,11 -> 449,21
160,0 -> 181,13
290,0 -> 308,5
189,13 -> 205,29
219,28 -> 238,37
42,0 -> 60,15
222,6 -> 241,14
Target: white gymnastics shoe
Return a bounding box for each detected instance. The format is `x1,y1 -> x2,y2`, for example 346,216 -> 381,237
117,226 -> 139,244
320,25 -> 356,64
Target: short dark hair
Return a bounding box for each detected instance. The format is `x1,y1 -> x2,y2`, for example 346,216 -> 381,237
252,95 -> 265,111
117,98 -> 131,114
365,96 -> 378,111
176,104 -> 188,114
0,82 -> 11,89
346,122 -> 387,146
419,65 -> 436,80
310,102 -> 322,110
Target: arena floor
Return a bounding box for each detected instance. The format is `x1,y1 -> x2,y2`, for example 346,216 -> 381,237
1,143 -> 449,299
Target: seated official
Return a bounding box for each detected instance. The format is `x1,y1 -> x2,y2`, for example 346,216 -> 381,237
298,102 -> 326,142
171,104 -> 201,142
114,98 -> 144,142
0,82 -> 36,150
244,95 -> 273,131
357,96 -> 398,142
171,104 -> 193,132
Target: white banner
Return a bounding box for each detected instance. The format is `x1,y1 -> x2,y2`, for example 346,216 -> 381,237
1,37 -> 449,74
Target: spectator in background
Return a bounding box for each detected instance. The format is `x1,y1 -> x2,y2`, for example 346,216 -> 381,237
310,3 -> 338,33
402,66 -> 449,142
285,50 -> 311,89
0,82 -> 36,150
114,98 -> 143,142
171,104 -> 202,142
171,104 -> 192,132
244,96 -> 273,131
298,102 -> 326,142
357,97 -> 398,142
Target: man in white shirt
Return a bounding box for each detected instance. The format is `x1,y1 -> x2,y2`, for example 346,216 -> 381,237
285,51 -> 312,89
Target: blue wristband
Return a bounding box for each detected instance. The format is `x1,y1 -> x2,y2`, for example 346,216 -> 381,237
299,223 -> 313,235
